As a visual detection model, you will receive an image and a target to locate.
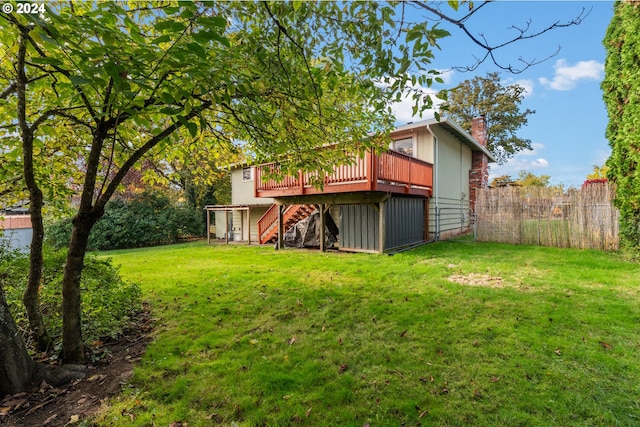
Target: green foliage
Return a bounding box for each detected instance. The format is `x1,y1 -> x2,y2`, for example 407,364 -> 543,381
516,170 -> 551,187
0,246 -> 141,355
602,1 -> 640,256
47,191 -> 203,251
442,72 -> 535,164
98,242 -> 640,426
490,170 -> 555,189
587,164 -> 609,180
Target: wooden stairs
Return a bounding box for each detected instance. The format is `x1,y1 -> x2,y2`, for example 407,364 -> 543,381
257,204 -> 315,244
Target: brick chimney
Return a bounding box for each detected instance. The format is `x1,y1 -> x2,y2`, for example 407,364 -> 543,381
469,115 -> 489,212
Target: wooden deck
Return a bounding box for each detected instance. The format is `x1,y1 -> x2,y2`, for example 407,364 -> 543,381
255,150 -> 433,199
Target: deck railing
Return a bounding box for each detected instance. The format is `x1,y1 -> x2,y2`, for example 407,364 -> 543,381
255,150 -> 433,198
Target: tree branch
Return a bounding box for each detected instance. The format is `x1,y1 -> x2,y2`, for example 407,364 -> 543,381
262,2 -> 323,117
96,100 -> 212,208
411,1 -> 590,73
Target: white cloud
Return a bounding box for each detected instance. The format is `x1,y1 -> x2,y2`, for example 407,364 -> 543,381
518,142 -> 545,156
504,78 -> 535,97
390,91 -> 447,124
531,158 -> 550,168
489,143 -> 550,180
539,59 -> 604,91
380,70 -> 455,124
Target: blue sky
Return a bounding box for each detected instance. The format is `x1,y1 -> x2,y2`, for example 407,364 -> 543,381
391,1 -> 613,188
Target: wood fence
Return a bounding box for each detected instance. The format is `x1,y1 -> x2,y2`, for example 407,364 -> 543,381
475,184 -> 619,250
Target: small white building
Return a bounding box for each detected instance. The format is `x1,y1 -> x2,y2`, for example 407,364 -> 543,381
0,213 -> 32,252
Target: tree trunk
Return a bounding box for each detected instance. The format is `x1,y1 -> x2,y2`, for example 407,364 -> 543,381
61,213 -> 96,364
22,187 -> 52,352
1,285 -> 88,395
16,28 -> 52,353
0,284 -> 41,396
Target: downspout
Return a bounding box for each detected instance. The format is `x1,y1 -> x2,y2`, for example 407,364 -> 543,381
426,125 -> 439,241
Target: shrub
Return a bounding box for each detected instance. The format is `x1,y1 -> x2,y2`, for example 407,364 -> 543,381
0,245 -> 141,357
47,191 -> 204,250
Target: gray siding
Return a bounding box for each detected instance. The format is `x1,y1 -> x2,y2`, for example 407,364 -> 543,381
339,204 -> 379,251
340,197 -> 426,252
385,197 -> 424,249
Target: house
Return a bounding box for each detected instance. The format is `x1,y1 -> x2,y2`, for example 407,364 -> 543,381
205,116 -> 495,253
0,207 -> 32,252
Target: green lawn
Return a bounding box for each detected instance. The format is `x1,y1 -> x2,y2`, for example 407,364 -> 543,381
96,241 -> 640,426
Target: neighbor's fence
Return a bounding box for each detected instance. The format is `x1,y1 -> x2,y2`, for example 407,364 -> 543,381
475,184 -> 619,250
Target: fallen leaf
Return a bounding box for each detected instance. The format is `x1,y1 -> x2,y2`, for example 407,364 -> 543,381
249,339 -> 258,345
490,376 -> 500,382
419,410 -> 429,418
339,363 -> 348,374
338,337 -> 343,345
555,349 -> 562,356
0,407 -> 11,416
43,413 -> 57,425
599,341 -> 613,350
87,374 -> 106,382
68,414 -> 80,423
288,336 -> 296,345
400,330 -> 407,338
205,413 -> 218,420
305,406 -> 312,417
282,395 -> 291,400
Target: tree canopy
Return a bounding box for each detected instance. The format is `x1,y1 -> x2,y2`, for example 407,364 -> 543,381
0,0 -> 454,364
442,72 -> 535,164
602,0 -> 640,255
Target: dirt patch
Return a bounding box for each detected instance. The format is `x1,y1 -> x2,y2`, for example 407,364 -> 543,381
0,307 -> 152,427
448,273 -> 504,288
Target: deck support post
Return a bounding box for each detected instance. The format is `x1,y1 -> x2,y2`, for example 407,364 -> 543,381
225,210 -> 229,244
247,207 -> 251,245
319,203 -> 326,252
379,200 -> 386,253
206,208 -> 211,245
277,204 -> 285,249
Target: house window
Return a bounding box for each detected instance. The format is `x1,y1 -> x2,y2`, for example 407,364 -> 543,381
391,137 -> 414,156
242,167 -> 253,182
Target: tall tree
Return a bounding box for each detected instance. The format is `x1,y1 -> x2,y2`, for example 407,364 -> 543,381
602,0 -> 640,255
442,72 -> 535,164
0,1 -> 588,389
15,32 -> 52,352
